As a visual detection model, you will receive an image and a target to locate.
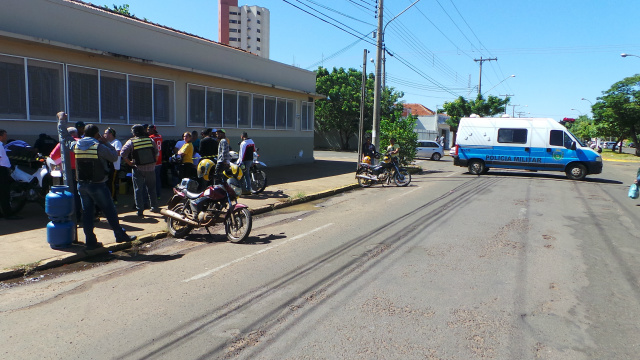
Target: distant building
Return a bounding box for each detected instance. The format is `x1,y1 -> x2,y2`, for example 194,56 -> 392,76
403,103 -> 451,149
219,0 -> 269,58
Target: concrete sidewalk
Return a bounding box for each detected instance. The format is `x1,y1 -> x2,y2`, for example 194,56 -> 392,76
0,151 -> 361,280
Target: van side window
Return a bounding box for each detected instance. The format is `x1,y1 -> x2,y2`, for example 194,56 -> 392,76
550,130 -> 573,148
497,128 -> 527,144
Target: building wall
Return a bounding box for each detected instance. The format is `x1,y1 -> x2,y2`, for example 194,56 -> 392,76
0,0 -> 318,166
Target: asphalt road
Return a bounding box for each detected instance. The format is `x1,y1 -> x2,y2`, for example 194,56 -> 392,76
1,156 -> 639,359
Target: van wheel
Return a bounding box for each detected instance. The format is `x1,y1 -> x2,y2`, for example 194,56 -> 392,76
566,163 -> 587,180
468,160 -> 485,175
431,153 -> 442,161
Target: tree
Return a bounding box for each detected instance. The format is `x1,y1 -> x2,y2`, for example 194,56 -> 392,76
566,115 -> 596,142
380,115 -> 418,165
314,67 -> 405,150
103,4 -> 132,16
440,94 -> 509,142
592,74 -> 640,155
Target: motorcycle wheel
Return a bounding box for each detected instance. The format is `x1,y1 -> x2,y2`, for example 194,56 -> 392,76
394,169 -> 411,187
8,182 -> 27,215
225,207 -> 252,243
356,167 -> 374,188
167,203 -> 193,238
250,169 -> 267,194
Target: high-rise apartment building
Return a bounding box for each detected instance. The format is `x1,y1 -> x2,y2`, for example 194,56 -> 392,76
219,0 -> 269,58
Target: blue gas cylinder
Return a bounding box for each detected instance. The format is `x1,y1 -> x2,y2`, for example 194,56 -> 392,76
47,220 -> 74,249
45,185 -> 75,249
46,185 -> 74,221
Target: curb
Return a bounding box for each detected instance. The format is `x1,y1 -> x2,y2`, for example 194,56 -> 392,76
0,183 -> 361,282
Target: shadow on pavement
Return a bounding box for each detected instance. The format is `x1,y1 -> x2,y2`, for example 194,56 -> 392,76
266,159 -> 356,185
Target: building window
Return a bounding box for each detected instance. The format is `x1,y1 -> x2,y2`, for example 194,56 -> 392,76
229,11 -> 238,15
27,59 -> 64,121
238,92 -> 251,128
188,84 -> 205,127
223,90 -> 238,128
229,37 -> 239,42
257,19 -> 261,24
68,66 -> 99,123
257,38 -> 261,42
257,47 -> 261,51
153,79 -> 173,125
207,88 -> 222,128
229,19 -> 238,24
257,11 -> 261,15
229,29 -> 238,33
264,96 -> 276,129
128,76 -> 153,123
252,95 -> 264,129
302,101 -> 314,131
257,29 -> 261,33
287,100 -> 295,129
100,71 -> 127,124
0,55 -> 27,120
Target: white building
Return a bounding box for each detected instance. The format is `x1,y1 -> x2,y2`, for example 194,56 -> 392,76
219,0 -> 270,58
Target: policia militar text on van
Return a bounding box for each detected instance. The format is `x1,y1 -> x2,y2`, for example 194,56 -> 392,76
450,116 -> 602,180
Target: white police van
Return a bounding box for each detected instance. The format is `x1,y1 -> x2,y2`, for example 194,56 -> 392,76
451,116 -> 602,180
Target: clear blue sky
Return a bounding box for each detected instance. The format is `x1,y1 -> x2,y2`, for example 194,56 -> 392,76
121,0 -> 640,121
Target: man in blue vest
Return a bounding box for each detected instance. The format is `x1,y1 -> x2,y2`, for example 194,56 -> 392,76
58,112 -> 136,250
121,124 -> 159,217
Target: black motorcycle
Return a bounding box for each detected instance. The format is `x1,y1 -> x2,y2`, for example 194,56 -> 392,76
355,152 -> 411,188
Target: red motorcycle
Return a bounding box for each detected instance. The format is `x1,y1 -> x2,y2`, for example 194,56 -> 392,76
161,178 -> 252,242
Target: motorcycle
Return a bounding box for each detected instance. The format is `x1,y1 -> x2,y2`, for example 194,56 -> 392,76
355,152 -> 411,188
5,141 -> 54,214
229,148 -> 267,194
161,178 -> 252,242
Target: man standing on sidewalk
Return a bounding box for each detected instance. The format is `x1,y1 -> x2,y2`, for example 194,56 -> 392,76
236,132 -> 255,194
57,112 -> 136,249
148,125 -> 163,200
0,129 -> 21,220
214,129 -> 230,184
120,124 -> 159,217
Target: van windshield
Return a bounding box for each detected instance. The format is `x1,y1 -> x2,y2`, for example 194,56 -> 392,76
567,130 -> 586,147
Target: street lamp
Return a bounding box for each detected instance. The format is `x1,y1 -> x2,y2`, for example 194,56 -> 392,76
571,108 -> 584,116
372,0 -> 422,150
482,75 -> 515,96
621,53 -> 640,59
581,97 -> 593,106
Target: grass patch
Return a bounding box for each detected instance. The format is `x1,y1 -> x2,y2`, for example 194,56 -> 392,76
600,149 -> 640,162
13,261 -> 41,276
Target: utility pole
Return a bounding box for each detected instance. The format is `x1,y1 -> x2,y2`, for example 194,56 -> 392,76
509,104 -> 520,117
372,0 -> 384,151
474,57 -> 497,95
500,93 -> 513,114
358,49 -> 368,169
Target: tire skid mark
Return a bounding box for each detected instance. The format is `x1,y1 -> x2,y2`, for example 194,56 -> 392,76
116,177 -> 504,360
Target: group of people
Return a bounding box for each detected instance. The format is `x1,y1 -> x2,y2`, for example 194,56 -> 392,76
173,127 -> 256,194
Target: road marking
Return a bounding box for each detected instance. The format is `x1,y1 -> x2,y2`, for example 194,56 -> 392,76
183,223 -> 334,282
388,187 -> 419,201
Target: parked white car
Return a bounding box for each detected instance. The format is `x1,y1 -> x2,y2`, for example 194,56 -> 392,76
416,140 -> 443,161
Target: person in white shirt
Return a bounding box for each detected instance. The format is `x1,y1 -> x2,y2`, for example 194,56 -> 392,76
103,127 -> 122,204
236,132 -> 255,194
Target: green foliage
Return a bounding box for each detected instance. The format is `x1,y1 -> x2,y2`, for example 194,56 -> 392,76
104,4 -> 132,16
565,115 -> 596,141
441,94 -> 509,133
380,115 -> 418,165
592,74 -> 640,154
314,67 -> 405,150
